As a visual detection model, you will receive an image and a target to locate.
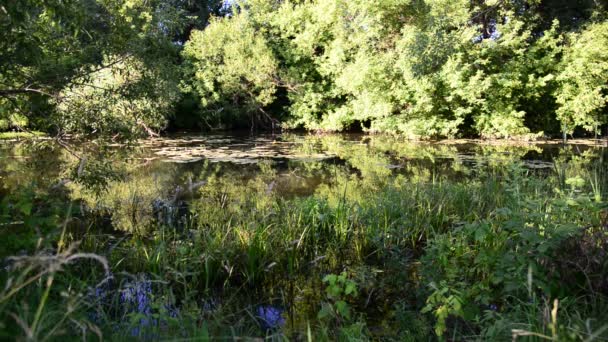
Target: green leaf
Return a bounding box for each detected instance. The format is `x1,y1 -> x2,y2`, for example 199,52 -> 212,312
344,282 -> 357,296
335,300 -> 350,319
323,274 -> 337,284
19,202 -> 33,216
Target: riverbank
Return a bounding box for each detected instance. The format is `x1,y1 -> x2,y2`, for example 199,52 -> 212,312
0,135 -> 606,340
0,131 -> 46,140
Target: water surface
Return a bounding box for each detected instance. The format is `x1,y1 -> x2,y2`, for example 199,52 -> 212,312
0,133 -> 605,234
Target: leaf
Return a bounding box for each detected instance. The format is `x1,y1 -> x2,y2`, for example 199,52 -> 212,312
335,300 -> 350,319
344,282 -> 356,296
19,202 -> 33,216
323,274 -> 337,284
328,284 -> 342,297
421,304 -> 433,314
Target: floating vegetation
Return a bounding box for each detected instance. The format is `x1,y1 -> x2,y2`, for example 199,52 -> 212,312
0,134 -> 607,340
143,135 -> 337,164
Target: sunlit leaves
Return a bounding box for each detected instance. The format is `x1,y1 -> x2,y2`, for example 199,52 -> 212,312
0,0 -> 186,138
182,12 -> 279,128
182,0 -> 608,138
556,21 -> 608,135
55,55 -> 179,138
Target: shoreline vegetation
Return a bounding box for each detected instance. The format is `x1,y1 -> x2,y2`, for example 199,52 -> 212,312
1,0 -> 607,340
2,128 -> 607,146
1,1 -> 608,141
0,131 -> 47,140
0,134 -> 607,340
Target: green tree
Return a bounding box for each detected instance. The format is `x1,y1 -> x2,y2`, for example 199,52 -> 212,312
182,12 -> 280,129
0,0 -> 186,138
181,0 -> 598,138
556,21 -> 608,137
54,55 -> 179,138
5,0 -> 604,138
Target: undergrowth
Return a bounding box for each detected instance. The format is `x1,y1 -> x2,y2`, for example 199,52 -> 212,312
1,152 -> 607,341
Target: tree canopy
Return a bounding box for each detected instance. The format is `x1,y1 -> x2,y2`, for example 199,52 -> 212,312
0,0 -> 189,138
1,0 -> 607,139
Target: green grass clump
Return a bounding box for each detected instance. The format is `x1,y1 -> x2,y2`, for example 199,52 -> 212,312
1,151 -> 607,340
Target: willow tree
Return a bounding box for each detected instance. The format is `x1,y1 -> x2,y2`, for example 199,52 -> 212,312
556,21 -> 608,139
54,55 -> 179,138
0,0 -> 187,138
179,0 -> 606,138
182,12 -> 280,129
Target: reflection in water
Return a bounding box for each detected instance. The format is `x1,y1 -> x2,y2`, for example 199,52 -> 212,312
0,134 -> 605,235
0,134 -> 606,338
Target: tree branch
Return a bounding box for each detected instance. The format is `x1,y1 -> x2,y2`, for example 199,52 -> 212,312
0,88 -> 56,98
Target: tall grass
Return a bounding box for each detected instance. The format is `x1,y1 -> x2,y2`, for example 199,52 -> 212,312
1,153 -> 607,340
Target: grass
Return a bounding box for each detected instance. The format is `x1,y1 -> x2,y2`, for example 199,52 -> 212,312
0,147 -> 607,340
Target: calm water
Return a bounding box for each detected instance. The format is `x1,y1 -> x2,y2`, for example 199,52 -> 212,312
0,133 -> 606,233
1,133 -> 607,336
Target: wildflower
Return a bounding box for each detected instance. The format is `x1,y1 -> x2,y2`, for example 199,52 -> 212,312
88,274 -> 181,338
256,305 -> 285,330
121,277 -> 155,336
121,277 -> 153,315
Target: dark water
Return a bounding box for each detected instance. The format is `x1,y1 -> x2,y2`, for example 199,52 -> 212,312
0,133 -> 606,233
1,133 -> 605,193
0,133 -> 606,337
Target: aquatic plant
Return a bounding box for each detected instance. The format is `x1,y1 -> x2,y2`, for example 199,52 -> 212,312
1,137 -> 607,340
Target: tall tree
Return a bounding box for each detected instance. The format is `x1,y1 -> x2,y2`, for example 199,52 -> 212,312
556,21 -> 608,137
172,0 -> 228,42
0,0 -> 185,137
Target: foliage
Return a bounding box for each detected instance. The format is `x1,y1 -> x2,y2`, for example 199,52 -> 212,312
2,0 -> 608,339
178,0 -> 608,138
2,136 -> 606,339
318,272 -> 358,321
55,55 -> 179,138
0,131 -> 46,140
2,0 -> 607,138
556,21 -> 608,135
0,0 -> 207,139
182,13 -> 279,129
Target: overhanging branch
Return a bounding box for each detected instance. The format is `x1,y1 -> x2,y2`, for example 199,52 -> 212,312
0,88 -> 56,98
